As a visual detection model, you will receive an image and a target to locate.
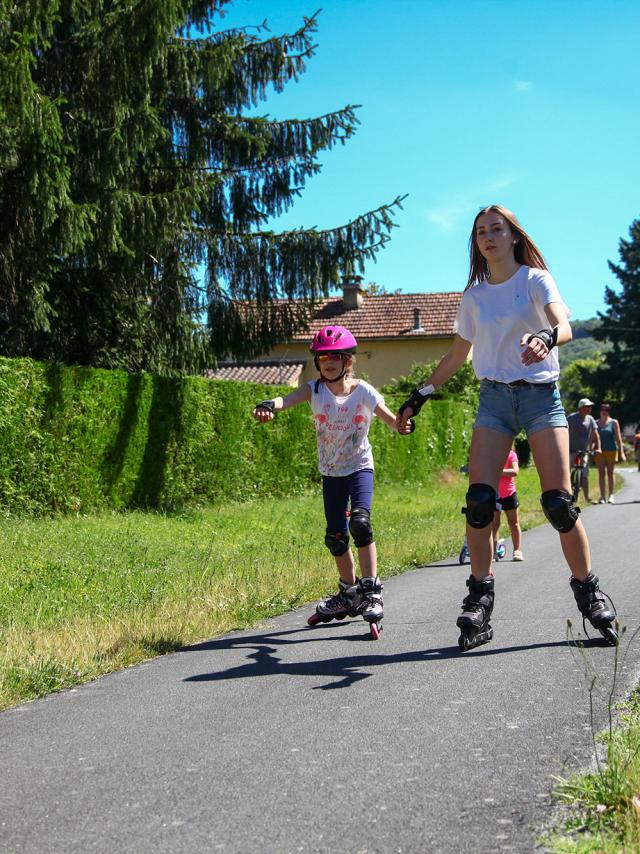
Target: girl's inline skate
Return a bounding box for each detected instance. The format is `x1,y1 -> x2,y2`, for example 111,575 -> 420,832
307,577 -> 383,640
359,575 -> 384,640
457,575 -> 494,652
307,579 -> 362,625
570,573 -> 618,646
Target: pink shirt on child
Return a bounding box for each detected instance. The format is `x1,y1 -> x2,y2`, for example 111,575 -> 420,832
498,449 -> 518,500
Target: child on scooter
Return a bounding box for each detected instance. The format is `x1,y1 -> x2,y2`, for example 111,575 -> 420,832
493,443 -> 524,562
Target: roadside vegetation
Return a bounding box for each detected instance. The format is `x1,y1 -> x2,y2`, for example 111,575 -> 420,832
0,466 -> 548,711
547,650 -> 640,853
3,462 -> 636,854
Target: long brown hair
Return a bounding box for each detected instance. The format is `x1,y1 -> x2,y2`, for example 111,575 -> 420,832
466,204 -> 548,290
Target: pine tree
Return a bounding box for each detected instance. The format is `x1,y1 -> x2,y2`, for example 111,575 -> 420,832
593,218 -> 640,423
0,2 -> 404,373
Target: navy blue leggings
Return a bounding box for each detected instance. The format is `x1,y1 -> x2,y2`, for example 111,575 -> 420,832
322,468 -> 374,535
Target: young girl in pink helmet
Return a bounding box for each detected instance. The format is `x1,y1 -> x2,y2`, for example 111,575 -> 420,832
252,324 -> 413,639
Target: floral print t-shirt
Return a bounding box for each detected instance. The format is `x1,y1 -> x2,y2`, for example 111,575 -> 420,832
308,380 -> 383,476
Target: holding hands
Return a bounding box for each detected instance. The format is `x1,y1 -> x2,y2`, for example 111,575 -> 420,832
252,400 -> 276,422
396,417 -> 415,436
396,384 -> 435,432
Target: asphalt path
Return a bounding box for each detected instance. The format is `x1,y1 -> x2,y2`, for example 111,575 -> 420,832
2,471 -> 640,854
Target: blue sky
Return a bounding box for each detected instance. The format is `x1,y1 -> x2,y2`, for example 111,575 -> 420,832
216,0 -> 640,319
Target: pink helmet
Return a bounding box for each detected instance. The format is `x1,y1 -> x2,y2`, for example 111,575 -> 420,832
310,325 -> 357,354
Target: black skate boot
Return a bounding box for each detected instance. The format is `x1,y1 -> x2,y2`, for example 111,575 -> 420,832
307,580 -> 363,627
457,575 -> 494,652
359,576 -> 384,640
570,573 -> 618,646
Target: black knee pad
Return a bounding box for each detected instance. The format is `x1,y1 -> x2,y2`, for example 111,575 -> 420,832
463,483 -> 497,529
349,507 -> 374,547
540,489 -> 580,533
325,529 -> 350,556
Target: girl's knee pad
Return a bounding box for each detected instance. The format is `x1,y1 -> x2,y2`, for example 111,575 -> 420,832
324,529 -> 350,556
349,508 -> 374,547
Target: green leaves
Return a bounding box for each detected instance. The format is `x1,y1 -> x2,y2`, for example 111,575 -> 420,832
0,3 -> 404,373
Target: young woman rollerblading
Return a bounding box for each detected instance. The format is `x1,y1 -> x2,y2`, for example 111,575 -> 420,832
396,204 -> 618,651
252,325 -> 412,640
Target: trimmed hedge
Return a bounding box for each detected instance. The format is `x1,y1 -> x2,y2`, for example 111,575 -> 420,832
0,358 -> 474,514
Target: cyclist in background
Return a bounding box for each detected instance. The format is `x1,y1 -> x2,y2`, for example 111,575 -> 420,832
567,397 -> 601,504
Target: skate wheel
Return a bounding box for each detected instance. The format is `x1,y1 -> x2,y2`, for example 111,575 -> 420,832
459,549 -> 467,565
307,613 -> 322,626
599,625 -> 619,646
369,621 -> 381,641
458,633 -> 471,652
335,613 -> 347,620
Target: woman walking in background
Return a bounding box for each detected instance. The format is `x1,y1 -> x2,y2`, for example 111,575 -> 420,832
397,204 -> 618,650
595,402 -> 626,503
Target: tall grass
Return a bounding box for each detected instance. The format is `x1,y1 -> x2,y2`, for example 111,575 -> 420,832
547,644 -> 640,853
0,467 -> 547,709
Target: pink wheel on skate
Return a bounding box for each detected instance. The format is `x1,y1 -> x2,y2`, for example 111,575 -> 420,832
369,621 -> 381,640
307,613 -> 322,626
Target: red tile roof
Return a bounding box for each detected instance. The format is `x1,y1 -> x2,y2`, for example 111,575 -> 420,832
204,360 -> 304,386
288,291 -> 461,340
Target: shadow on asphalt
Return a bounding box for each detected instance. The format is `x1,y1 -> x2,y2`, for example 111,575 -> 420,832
181,625 -> 605,690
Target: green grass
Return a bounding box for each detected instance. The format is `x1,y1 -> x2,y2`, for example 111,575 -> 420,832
0,466 -> 625,713
0,466 -> 548,709
546,676 -> 640,853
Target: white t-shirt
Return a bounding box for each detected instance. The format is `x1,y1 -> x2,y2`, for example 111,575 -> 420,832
308,379 -> 383,476
454,266 -> 568,383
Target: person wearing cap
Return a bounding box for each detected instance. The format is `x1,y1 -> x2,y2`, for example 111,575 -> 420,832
251,325 -> 413,640
595,402 -> 626,503
566,397 -> 601,504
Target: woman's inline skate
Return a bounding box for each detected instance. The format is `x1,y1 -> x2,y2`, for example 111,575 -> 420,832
570,573 -> 618,646
457,574 -> 494,652
307,576 -> 383,640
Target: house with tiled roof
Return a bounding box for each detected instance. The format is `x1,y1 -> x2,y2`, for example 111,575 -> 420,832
206,276 -> 462,388
203,360 -> 304,387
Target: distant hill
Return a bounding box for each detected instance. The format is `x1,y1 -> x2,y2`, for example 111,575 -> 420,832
560,317 -> 612,370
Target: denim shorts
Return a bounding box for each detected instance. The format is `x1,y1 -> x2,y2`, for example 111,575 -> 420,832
474,380 -> 568,437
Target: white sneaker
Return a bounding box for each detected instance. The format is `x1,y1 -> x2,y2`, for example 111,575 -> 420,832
513,550 -> 524,562
598,497 -> 606,504
608,495 -> 616,504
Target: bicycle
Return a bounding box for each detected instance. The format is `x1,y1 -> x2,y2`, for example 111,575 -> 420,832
570,450 -> 594,504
